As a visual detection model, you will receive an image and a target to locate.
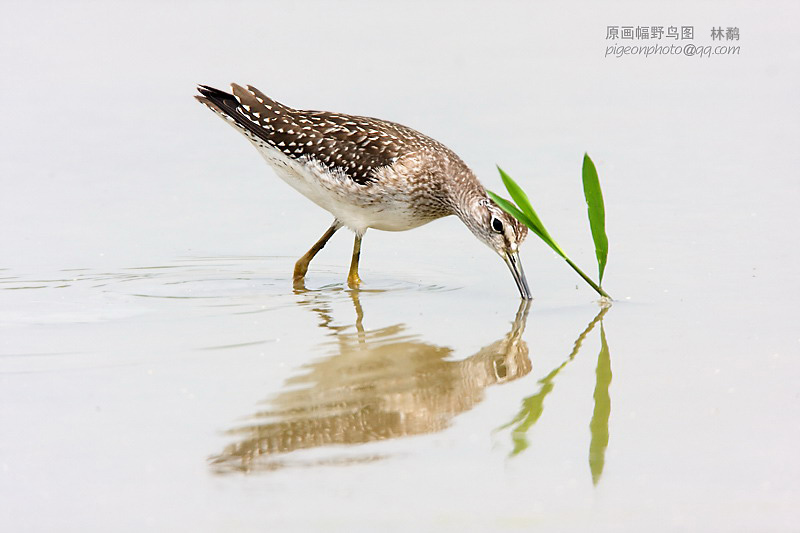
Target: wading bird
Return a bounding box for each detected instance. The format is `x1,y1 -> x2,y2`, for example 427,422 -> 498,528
195,84 -> 531,298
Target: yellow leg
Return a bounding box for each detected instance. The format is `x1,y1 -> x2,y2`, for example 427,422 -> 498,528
347,234 -> 363,289
293,220 -> 340,289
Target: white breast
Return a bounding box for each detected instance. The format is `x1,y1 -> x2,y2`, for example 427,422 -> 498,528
248,135 -> 434,234
210,108 -> 441,234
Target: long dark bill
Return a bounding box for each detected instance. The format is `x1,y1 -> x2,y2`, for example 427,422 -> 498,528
504,251 -> 532,300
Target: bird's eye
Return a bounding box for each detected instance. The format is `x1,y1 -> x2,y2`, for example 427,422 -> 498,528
491,217 -> 504,233
493,357 -> 508,380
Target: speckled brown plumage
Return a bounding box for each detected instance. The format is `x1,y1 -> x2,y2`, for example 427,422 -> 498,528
198,84 -> 454,186
195,83 -> 532,298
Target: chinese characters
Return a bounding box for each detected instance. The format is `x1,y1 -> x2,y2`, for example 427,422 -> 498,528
606,26 -> 740,41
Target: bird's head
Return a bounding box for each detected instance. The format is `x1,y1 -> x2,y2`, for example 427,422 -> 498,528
461,197 -> 532,299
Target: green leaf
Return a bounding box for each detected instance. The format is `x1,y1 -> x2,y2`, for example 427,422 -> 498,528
497,166 -> 535,220
495,167 -> 566,258
486,191 -> 541,240
582,154 -> 609,285
492,164 -> 611,299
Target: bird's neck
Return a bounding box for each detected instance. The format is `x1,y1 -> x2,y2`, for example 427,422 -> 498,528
445,168 -> 488,232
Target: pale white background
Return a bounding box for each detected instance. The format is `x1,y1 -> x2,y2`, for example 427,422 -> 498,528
1,1 -> 798,531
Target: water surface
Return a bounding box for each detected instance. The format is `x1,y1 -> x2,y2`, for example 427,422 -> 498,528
1,1 -> 798,531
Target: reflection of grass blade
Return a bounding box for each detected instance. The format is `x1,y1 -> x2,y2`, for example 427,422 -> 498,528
582,154 -> 609,286
508,383 -> 554,456
589,323 -> 611,485
499,306 -> 609,456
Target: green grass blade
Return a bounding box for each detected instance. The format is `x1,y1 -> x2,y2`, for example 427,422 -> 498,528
589,323 -> 612,485
497,166 -> 536,221
582,154 -> 608,285
486,191 -> 536,233
565,258 -> 611,299
492,165 -> 611,299
486,191 -> 549,243
496,167 -> 566,258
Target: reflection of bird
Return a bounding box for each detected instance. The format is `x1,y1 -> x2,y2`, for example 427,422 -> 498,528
210,296 -> 531,473
195,84 -> 531,298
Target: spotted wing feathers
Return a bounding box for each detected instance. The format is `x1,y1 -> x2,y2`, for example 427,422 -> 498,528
197,84 -> 429,184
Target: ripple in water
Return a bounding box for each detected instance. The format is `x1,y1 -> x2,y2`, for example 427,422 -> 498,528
1,256 -> 458,305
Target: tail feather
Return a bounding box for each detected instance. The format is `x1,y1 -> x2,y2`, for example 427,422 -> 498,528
229,83 -> 293,115
195,85 -> 240,117
195,83 -> 297,144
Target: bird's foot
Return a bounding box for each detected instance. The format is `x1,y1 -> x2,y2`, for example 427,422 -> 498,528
347,273 -> 362,290
292,276 -> 308,291
293,259 -> 310,289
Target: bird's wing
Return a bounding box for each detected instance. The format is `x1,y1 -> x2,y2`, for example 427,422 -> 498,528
197,84 -> 423,185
